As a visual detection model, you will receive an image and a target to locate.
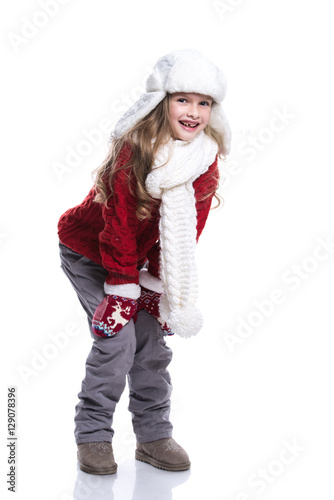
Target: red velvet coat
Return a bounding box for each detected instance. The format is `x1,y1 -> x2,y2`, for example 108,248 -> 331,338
58,145 -> 219,286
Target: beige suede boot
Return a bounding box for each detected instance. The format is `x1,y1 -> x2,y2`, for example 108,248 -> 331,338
135,438 -> 191,471
77,442 -> 117,475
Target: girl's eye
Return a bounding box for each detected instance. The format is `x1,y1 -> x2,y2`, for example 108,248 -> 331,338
200,101 -> 211,106
177,98 -> 187,103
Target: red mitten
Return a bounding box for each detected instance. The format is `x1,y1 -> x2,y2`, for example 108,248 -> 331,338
92,295 -> 137,338
137,287 -> 174,336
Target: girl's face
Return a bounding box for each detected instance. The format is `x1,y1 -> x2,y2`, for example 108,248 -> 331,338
168,92 -> 213,141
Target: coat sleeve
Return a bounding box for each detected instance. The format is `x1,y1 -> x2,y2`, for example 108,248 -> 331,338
98,159 -> 140,286
146,240 -> 161,278
194,155 -> 220,241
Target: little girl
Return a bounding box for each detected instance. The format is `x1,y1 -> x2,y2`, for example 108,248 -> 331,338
58,48 -> 231,475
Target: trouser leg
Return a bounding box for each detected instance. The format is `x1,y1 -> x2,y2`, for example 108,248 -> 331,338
75,320 -> 136,444
59,242 -> 136,443
59,242 -> 108,338
128,310 -> 173,444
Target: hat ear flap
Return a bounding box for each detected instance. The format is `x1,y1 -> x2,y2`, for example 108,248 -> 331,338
112,91 -> 166,139
209,103 -> 232,156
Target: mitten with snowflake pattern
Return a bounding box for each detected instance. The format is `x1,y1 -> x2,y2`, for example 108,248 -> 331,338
137,287 -> 174,336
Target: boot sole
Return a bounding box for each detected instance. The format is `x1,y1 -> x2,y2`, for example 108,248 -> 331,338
135,450 -> 191,471
78,456 -> 117,475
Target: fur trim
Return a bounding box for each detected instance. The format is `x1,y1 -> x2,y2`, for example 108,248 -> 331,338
139,268 -> 164,294
104,282 -> 141,300
146,49 -> 227,103
210,103 -> 231,155
112,91 -> 165,140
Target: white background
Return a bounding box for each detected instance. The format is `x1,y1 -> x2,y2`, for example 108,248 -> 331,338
1,1 -> 334,499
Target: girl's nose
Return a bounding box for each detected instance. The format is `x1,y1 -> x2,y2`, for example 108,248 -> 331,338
187,104 -> 199,119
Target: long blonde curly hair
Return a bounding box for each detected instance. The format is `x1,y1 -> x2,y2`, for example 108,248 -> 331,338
93,94 -> 225,220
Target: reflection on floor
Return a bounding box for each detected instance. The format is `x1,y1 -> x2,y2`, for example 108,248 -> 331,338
73,458 -> 191,500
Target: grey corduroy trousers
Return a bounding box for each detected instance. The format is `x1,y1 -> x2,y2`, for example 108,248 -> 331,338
59,242 -> 173,444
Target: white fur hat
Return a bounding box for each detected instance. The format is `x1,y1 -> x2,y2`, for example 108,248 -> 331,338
112,49 -> 231,155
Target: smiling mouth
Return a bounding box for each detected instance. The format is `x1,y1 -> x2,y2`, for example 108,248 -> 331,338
179,121 -> 199,129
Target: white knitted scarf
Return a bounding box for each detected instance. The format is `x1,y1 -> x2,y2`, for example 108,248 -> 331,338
145,131 -> 218,338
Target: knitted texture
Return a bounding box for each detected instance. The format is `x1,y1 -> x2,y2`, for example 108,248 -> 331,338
137,287 -> 173,336
145,132 -> 218,338
139,267 -> 164,294
92,295 -> 137,338
58,144 -> 219,287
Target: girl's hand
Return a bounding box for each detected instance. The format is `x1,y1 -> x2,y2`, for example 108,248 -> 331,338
92,295 -> 137,338
137,287 -> 174,336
